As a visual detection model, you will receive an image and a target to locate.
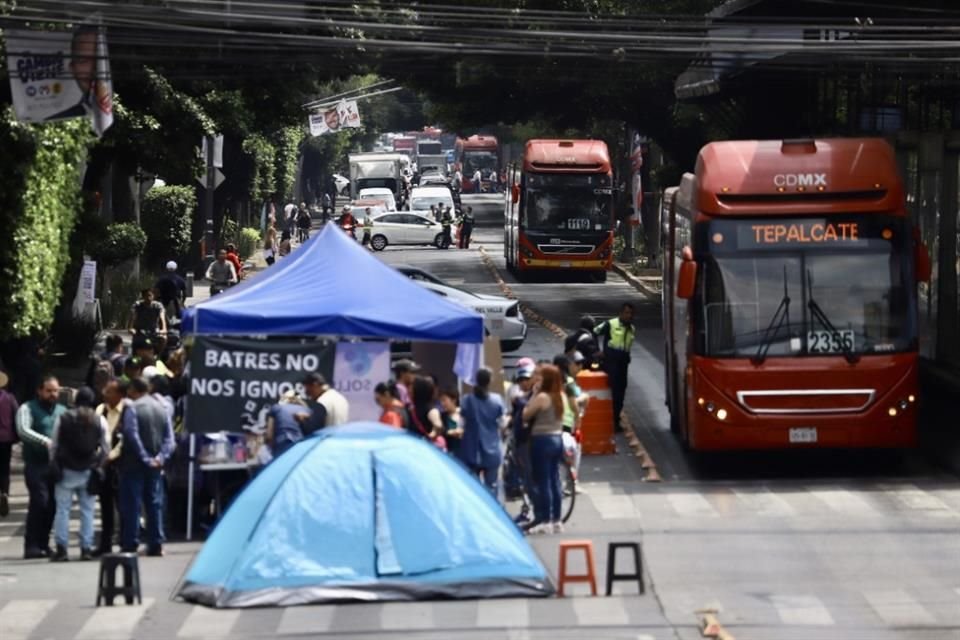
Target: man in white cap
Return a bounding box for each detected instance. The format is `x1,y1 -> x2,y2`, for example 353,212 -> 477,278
155,261 -> 186,320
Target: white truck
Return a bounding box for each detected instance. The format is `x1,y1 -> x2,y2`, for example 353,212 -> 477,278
349,153 -> 406,201
417,154 -> 448,177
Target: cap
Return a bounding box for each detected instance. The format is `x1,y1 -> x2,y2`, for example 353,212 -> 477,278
571,351 -> 586,364
392,358 -> 421,374
516,357 -> 536,369
342,205 -> 352,212
132,335 -> 153,350
141,365 -> 159,380
515,365 -> 535,380
165,260 -> 177,271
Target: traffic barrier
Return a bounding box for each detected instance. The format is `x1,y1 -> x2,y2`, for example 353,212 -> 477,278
557,540 -> 598,596
576,370 -> 616,455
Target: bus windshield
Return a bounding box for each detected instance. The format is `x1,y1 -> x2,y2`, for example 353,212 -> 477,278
463,151 -> 498,175
524,173 -> 613,232
696,216 -> 916,358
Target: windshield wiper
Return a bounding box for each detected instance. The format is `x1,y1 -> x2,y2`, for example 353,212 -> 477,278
805,268 -> 860,364
752,266 -> 791,365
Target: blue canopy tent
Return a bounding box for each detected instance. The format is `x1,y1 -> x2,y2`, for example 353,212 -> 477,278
178,424 -> 554,607
182,224 -> 484,342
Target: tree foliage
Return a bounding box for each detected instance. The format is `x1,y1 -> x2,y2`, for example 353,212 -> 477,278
141,185 -> 196,267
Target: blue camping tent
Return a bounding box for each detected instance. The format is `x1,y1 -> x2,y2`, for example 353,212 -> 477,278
181,225 -> 484,343
178,424 -> 554,607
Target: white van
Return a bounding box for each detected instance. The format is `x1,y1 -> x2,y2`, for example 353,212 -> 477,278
409,186 -> 455,216
358,187 -> 397,211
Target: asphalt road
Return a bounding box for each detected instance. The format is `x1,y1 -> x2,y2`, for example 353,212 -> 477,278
1,194 -> 958,639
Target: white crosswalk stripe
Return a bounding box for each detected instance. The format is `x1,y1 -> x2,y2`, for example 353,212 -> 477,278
379,601 -> 436,630
770,594 -> 835,626
74,597 -> 155,640
591,494 -> 637,519
732,488 -> 796,517
571,596 -> 630,626
276,605 -> 336,635
476,598 -> 529,628
808,489 -> 877,515
0,599 -> 58,640
876,484 -> 960,518
667,493 -> 718,517
177,605 -> 241,638
863,589 -> 937,627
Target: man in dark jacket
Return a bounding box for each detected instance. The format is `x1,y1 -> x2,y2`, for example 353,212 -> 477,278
15,376 -> 66,558
119,378 -> 175,556
564,315 -> 601,368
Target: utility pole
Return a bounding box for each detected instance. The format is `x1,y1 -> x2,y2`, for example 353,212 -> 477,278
203,134 -> 215,264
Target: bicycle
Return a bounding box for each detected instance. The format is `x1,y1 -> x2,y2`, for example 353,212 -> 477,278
501,428 -> 576,528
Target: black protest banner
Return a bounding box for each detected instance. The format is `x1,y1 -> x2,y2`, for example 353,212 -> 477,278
186,336 -> 335,433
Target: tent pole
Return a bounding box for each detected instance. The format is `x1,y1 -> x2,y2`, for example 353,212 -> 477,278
186,433 -> 196,541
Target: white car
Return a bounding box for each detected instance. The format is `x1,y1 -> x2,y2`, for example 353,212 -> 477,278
409,186 -> 455,216
395,265 -> 527,352
369,212 -> 447,251
358,187 -> 397,211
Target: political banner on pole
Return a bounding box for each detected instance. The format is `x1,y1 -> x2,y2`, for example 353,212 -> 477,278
5,26 -> 114,136
332,342 -> 390,422
186,336 -> 335,433
309,99 -> 362,136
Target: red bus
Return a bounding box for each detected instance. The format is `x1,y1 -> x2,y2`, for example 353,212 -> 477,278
455,135 -> 499,193
662,138 -> 930,451
504,139 -> 614,281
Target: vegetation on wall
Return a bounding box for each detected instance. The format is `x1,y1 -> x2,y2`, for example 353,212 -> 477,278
141,185 -> 196,267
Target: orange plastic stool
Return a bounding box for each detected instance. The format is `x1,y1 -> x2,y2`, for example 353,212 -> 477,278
557,540 -> 598,596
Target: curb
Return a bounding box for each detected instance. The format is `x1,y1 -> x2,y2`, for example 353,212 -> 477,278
611,262 -> 661,298
476,245 -> 568,341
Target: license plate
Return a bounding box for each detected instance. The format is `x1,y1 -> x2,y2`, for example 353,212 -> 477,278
559,261 -> 572,268
789,427 -> 818,444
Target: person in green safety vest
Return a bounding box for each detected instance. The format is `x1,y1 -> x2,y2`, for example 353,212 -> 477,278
594,302 -> 636,433
360,207 -> 374,249
439,207 -> 453,250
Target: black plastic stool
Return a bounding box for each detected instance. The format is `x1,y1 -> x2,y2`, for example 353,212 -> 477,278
96,552 -> 142,606
605,542 -> 644,595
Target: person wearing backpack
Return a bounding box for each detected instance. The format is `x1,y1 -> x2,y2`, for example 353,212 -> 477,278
49,386 -> 109,561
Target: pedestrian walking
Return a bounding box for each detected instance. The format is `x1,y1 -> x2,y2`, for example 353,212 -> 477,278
458,368 -> 506,497
119,377 -> 175,556
265,391 -> 309,458
0,369 -> 19,518
472,168 -> 482,192
459,206 -> 475,249
205,249 -> 238,295
320,192 -> 333,223
16,376 -> 66,558
594,303 -> 636,432
49,386 -> 109,561
521,364 -> 565,534
94,379 -> 125,555
263,219 -> 278,265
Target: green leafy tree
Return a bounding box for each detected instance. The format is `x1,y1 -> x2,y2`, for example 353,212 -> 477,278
141,185 -> 196,267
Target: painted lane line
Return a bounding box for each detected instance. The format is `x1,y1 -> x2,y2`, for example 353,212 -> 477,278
667,493 -> 719,517
863,589 -> 936,627
572,596 -> 630,626
379,601 -> 436,630
0,599 -> 58,640
732,488 -> 796,517
74,597 -> 156,640
770,594 -> 835,626
808,489 -> 877,515
476,598 -> 530,628
876,484 -> 960,517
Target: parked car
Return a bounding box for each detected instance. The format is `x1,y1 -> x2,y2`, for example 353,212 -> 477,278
394,265 -> 527,352
368,212 -> 446,251
358,187 -> 397,211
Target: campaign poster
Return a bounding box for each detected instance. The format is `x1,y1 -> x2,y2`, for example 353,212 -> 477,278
309,99 -> 362,136
332,342 -> 390,422
186,337 -> 335,433
5,26 -> 114,136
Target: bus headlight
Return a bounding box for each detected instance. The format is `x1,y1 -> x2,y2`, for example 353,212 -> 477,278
888,407 -> 898,417
716,408 -> 728,421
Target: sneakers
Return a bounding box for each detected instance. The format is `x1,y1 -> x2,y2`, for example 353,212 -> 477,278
0,493 -> 8,517
50,545 -> 68,562
525,522 -> 552,535
552,521 -> 565,534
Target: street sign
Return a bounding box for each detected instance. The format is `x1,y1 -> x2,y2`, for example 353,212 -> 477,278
195,168 -> 225,190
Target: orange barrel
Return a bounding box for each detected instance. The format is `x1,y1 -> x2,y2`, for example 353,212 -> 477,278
576,369 -> 616,454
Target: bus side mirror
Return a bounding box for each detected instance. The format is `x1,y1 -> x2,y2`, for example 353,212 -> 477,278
915,241 -> 931,283
511,184 -> 520,204
677,247 -> 697,299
